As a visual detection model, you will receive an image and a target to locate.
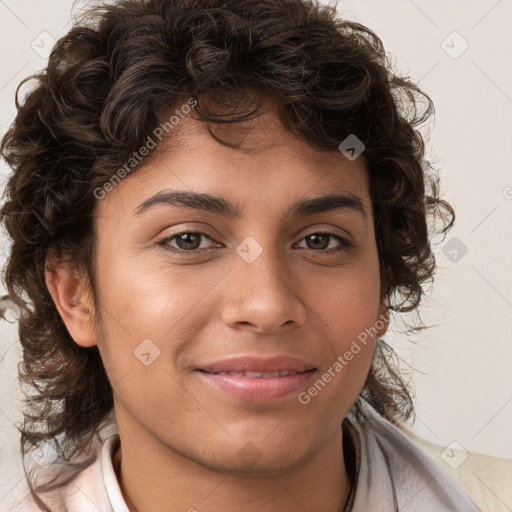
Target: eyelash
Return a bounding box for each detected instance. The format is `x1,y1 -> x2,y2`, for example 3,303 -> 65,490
156,230 -> 353,255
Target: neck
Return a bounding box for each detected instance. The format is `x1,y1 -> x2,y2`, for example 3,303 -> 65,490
112,417 -> 355,512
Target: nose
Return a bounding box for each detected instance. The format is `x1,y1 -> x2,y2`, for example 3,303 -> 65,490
220,243 -> 307,334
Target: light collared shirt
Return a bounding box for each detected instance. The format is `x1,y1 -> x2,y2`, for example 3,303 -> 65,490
10,403 -> 481,511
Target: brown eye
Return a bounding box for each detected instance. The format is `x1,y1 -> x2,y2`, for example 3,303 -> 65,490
296,232 -> 353,253
158,231 -> 217,253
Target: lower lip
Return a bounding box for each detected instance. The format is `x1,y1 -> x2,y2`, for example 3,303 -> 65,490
196,370 -> 317,402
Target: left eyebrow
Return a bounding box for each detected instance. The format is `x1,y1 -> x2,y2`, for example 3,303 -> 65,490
284,193 -> 368,222
133,189 -> 368,223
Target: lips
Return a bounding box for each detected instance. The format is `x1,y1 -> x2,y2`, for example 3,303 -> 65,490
195,355 -> 317,401
197,355 -> 316,375
206,370 -> 302,378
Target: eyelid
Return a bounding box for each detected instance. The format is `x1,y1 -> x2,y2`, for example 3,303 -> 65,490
156,223 -> 352,242
155,229 -> 219,250
294,230 -> 354,251
156,226 -> 354,255
155,227 -> 214,241
299,224 -> 352,240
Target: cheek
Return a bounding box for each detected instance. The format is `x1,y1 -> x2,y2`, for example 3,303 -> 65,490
301,286 -> 382,417
98,251 -> 197,328
311,257 -> 382,337
306,256 -> 383,385
94,254 -> 210,374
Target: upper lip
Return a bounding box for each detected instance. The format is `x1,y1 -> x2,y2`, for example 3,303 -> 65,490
197,355 -> 317,373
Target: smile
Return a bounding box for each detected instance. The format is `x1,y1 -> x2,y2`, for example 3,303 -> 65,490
204,370 -> 302,378
196,367 -> 317,402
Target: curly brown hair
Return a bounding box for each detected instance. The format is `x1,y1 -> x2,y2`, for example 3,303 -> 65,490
0,0 -> 454,509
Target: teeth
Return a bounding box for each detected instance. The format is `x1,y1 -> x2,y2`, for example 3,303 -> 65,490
211,370 -> 299,378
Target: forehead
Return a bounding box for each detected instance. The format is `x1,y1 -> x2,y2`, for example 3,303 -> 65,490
95,107 -> 372,219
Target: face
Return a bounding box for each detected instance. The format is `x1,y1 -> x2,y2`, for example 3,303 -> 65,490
56,107 -> 388,475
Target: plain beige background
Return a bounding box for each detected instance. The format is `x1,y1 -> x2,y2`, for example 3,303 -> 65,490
0,0 -> 511,507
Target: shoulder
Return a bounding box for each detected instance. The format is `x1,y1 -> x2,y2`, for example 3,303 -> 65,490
404,426 -> 512,512
5,488 -> 42,512
7,418 -> 121,512
347,403 -> 483,511
8,452 -> 111,512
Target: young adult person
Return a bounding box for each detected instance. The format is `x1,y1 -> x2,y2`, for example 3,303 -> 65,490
0,0 -> 481,510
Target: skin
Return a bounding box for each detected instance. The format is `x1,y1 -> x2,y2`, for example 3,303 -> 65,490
46,106 -> 389,512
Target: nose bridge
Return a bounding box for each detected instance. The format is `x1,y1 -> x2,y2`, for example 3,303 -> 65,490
237,234 -> 286,292
221,233 -> 306,332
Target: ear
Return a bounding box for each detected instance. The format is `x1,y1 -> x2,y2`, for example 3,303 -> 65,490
375,296 -> 390,338
44,251 -> 98,348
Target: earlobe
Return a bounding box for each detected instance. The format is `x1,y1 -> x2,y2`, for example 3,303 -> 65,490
44,252 -> 98,348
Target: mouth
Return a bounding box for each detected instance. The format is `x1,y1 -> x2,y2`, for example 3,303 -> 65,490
200,369 -> 309,378
197,354 -> 316,374
195,355 -> 317,402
